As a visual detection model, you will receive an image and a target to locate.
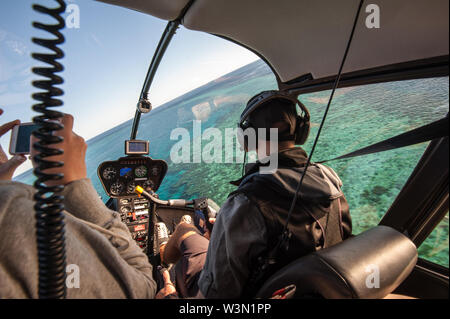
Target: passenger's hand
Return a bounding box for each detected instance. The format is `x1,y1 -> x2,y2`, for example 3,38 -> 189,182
30,113 -> 87,186
0,109 -> 27,181
155,268 -> 178,299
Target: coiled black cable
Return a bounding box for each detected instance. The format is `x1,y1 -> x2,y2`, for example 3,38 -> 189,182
31,0 -> 67,299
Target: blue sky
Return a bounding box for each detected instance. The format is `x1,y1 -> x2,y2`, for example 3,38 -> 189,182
0,0 -> 258,176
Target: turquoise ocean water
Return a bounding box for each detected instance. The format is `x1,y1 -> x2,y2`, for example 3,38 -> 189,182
16,60 -> 449,267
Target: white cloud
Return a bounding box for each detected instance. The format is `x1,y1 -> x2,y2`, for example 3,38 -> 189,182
0,28 -> 29,57
6,40 -> 27,56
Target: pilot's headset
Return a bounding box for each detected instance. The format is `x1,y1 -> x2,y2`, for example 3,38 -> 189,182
237,90 -> 311,151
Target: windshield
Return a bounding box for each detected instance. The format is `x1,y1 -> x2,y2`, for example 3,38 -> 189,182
5,0 -> 448,268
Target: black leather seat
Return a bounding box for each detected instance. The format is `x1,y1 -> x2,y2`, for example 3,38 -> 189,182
256,226 -> 418,299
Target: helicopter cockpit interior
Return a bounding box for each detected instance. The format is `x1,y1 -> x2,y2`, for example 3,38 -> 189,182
88,0 -> 448,299
98,146 -> 167,252
97,139 -> 200,257
4,0 -> 447,300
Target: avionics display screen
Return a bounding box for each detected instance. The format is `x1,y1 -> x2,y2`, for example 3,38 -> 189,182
129,142 -> 147,152
120,167 -> 132,176
126,140 -> 149,154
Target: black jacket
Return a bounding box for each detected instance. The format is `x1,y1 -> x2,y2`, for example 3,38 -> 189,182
198,147 -> 352,298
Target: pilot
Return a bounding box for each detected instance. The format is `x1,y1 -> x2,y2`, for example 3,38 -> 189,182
0,109 -> 157,298
158,90 -> 353,299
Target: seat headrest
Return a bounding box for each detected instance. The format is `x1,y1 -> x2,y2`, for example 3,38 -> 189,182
256,226 -> 418,299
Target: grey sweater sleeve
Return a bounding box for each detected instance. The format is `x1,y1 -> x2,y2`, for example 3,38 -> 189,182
60,178 -> 157,298
0,179 -> 156,299
198,193 -> 267,298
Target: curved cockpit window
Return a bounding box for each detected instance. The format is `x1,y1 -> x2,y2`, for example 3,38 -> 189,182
137,69 -> 448,267
135,26 -> 276,202
300,77 -> 449,235
300,77 -> 448,267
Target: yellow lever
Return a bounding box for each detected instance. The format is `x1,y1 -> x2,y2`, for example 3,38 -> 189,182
135,185 -> 144,195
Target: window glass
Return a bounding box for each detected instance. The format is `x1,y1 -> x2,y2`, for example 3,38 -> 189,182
300,77 -> 449,235
135,27 -> 277,201
11,8 -> 448,247
418,213 -> 449,268
2,0 -> 168,178
86,28 -> 277,201
134,63 -> 448,242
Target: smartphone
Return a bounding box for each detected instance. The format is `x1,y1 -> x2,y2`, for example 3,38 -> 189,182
9,123 -> 40,155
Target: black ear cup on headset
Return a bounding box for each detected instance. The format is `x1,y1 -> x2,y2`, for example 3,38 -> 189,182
295,115 -> 310,145
294,100 -> 310,145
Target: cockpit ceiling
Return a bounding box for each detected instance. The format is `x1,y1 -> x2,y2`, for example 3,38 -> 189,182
97,0 -> 449,83
96,0 -> 191,21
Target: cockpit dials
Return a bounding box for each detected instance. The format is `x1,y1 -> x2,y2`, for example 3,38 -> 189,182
127,181 -> 136,194
143,179 -> 155,190
97,156 -> 168,198
102,166 -> 117,180
151,167 -> 160,176
135,165 -> 148,178
110,181 -> 124,196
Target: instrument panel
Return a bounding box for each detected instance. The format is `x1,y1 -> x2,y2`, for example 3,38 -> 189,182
98,156 -> 168,198
118,197 -> 150,252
